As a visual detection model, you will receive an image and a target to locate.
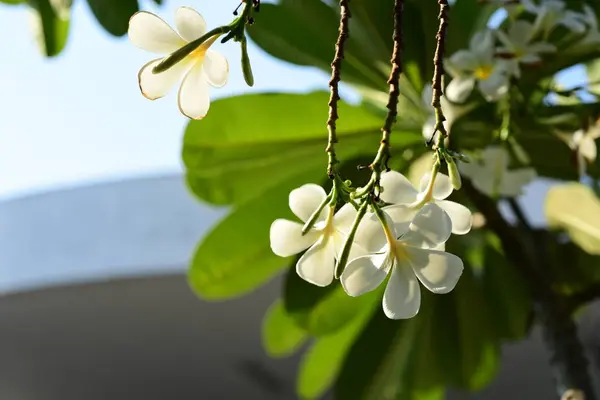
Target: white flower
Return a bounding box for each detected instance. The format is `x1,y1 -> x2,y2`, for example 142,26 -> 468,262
569,123 -> 600,177
446,30 -> 512,103
522,0 -> 586,38
421,85 -> 451,143
128,7 -> 229,120
495,21 -> 556,78
460,146 -> 536,197
567,5 -> 600,52
380,170 -> 473,235
269,184 -> 357,287
340,203 -> 463,319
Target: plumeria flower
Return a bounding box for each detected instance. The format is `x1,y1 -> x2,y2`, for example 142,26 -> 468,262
269,184 -> 356,287
522,0 -> 586,38
495,20 -> 556,78
381,170 -> 473,235
569,123 -> 600,177
446,30 -> 513,103
340,203 -> 463,319
128,7 -> 229,119
460,146 -> 536,197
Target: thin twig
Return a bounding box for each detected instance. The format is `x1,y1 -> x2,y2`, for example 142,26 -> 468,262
369,0 -> 404,177
325,0 -> 351,179
430,0 -> 450,148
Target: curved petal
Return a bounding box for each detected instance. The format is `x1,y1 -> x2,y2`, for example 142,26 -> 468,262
340,253 -> 390,297
446,77 -> 475,103
128,11 -> 185,54
449,50 -> 479,72
289,183 -> 328,223
383,204 -> 418,237
334,203 -> 358,234
402,203 -> 452,248
509,20 -> 534,45
406,247 -> 464,294
422,116 -> 438,143
500,168 -> 536,197
470,30 -> 494,58
382,263 -> 421,319
435,200 -> 473,235
527,41 -> 556,53
174,6 -> 207,42
478,69 -> 509,101
579,136 -> 597,162
494,29 -> 515,51
203,50 -> 229,88
483,146 -> 510,171
353,213 -> 391,254
269,219 -> 319,257
419,173 -> 453,200
138,57 -> 192,100
296,237 -> 336,287
519,54 -> 541,64
421,84 -> 433,106
178,63 -> 211,120
380,171 -> 419,204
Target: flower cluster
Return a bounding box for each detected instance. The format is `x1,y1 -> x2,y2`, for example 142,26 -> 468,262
270,165 -> 473,319
446,0 -> 600,103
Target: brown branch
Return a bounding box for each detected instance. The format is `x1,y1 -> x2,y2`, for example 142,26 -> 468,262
369,0 -> 404,176
325,0 -> 351,179
463,179 -> 596,399
430,0 -> 450,147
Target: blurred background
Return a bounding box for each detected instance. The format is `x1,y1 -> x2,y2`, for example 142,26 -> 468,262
1,1 -> 600,399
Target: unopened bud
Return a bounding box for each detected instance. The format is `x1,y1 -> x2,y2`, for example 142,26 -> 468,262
447,158 -> 462,190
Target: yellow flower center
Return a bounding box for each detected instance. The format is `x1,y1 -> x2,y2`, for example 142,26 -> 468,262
474,64 -> 493,80
321,205 -> 337,237
382,221 -> 409,264
189,35 -> 219,62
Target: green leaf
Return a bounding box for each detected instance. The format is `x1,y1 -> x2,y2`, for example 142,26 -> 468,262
187,165 -> 322,300
283,267 -> 381,336
480,238 -> 533,341
546,182 -> 600,255
429,265 -> 501,390
27,0 -> 70,57
86,0 -> 138,36
334,298 -> 444,400
296,304 -> 373,400
1,0 -> 26,4
262,299 -> 308,358
183,92 -> 422,206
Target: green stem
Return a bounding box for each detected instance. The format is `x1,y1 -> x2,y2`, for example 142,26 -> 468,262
335,200 -> 368,278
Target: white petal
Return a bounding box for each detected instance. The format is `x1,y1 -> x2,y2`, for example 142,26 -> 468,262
353,213 -> 391,254
495,29 -> 515,51
382,204 -> 418,237
483,146 -> 510,171
340,253 -> 390,297
178,63 -> 211,120
422,116 -> 437,143
449,50 -> 479,71
579,137 -> 597,162
380,171 -> 419,204
288,184 -> 328,223
137,57 -> 192,100
333,203 -> 358,234
421,84 -> 433,106
406,247 -> 464,294
519,54 -> 541,64
382,263 -> 421,319
269,219 -> 319,257
446,77 -> 475,103
478,69 -> 509,101
419,173 -> 453,200
174,6 -> 207,42
435,200 -> 473,235
296,237 -> 336,287
527,41 -> 556,54
509,20 -> 534,45
500,168 -> 536,197
405,203 -> 452,247
128,11 -> 185,54
470,30 -> 494,58
203,50 -> 229,88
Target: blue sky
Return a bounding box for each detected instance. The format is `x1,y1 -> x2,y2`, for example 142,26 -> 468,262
0,0 -> 337,200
